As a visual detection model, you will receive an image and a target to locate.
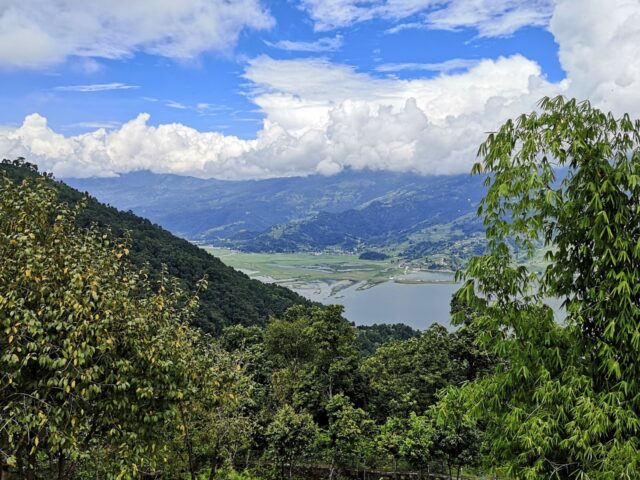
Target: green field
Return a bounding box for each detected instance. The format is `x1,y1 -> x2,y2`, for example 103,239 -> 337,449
204,247 -> 411,288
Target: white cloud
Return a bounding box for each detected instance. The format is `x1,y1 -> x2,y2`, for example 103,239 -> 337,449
63,121 -> 122,130
165,100 -> 189,110
55,83 -> 139,92
550,0 -> 640,116
300,0 -> 438,31
266,35 -> 343,52
375,59 -> 481,74
300,0 -> 554,36
425,0 -> 554,37
0,0 -> 274,69
2,0 -> 639,180
0,55 -> 563,179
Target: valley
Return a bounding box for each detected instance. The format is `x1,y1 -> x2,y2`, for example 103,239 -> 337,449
206,247 -> 460,329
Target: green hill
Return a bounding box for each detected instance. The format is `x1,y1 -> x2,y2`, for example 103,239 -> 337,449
1,159 -> 311,333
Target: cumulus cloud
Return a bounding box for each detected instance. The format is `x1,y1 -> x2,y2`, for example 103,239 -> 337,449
0,55 -> 563,179
0,0 -> 274,69
300,0 -> 554,36
1,0 -> 639,180
550,0 -> 640,116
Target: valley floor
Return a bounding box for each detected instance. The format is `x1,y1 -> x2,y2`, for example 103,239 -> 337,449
204,247 -> 460,329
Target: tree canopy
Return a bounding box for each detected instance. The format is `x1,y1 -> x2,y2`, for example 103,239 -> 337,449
453,96 -> 640,478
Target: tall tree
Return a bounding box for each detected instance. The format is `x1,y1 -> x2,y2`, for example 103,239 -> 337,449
265,405 -> 317,480
455,96 -> 640,478
361,324 -> 464,420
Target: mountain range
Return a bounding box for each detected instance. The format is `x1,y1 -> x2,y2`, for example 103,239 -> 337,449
66,169 -> 487,264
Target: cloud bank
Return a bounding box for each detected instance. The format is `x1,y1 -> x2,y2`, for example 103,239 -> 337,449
1,0 -> 639,179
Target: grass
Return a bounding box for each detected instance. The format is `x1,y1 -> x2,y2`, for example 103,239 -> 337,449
204,247 -> 410,285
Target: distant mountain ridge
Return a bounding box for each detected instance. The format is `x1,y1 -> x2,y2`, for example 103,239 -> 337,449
65,169 -> 487,264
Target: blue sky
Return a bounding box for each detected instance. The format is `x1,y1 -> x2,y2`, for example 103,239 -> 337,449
1,1 -> 563,137
0,0 -> 638,178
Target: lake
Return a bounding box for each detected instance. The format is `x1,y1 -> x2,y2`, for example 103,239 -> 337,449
251,270 -> 566,330
255,271 -> 461,330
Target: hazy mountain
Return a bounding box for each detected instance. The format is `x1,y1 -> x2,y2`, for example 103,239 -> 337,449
65,169 -> 486,259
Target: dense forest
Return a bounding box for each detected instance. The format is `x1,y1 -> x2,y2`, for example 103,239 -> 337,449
3,97 -> 640,479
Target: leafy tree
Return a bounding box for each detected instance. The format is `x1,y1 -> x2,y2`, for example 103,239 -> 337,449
169,340 -> 257,480
0,173 -> 202,478
455,96 -> 640,478
265,306 -> 360,421
265,315 -> 316,406
376,416 -> 408,475
324,394 -> 375,479
264,405 -> 317,480
403,413 -> 435,477
361,324 -> 464,420
428,390 -> 482,480
306,305 -> 360,404
355,323 -> 421,357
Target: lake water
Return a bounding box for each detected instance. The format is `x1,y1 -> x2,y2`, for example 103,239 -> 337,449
254,271 -> 461,330
251,270 -> 566,331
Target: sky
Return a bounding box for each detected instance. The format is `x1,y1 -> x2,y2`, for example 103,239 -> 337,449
0,0 -> 639,179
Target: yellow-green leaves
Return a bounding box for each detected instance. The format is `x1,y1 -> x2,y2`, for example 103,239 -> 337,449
0,171 -> 210,478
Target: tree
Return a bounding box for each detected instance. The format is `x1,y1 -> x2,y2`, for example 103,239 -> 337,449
376,416 -> 408,476
0,173 -> 215,478
428,390 -> 482,480
324,394 -> 375,479
266,305 -> 360,421
264,405 -> 317,480
455,96 -> 640,478
265,315 -> 316,406
168,340 -> 257,480
403,413 -> 435,478
361,324 -> 464,420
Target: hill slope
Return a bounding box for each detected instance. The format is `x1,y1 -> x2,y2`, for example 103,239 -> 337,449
1,159 -> 310,333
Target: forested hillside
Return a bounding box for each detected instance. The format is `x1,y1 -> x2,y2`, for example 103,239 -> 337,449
1,159 -> 310,333
0,168 -> 490,479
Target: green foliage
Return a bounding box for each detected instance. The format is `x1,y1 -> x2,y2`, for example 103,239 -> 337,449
358,251 -> 389,261
376,416 -> 409,470
403,413 -> 435,472
0,159 -> 491,479
361,323 -> 484,420
0,159 -> 310,334
323,394 -> 375,473
0,172 -> 199,477
264,305 -> 361,420
265,405 -> 317,479
454,96 -> 640,478
355,323 -> 421,357
429,389 -> 482,479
